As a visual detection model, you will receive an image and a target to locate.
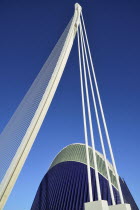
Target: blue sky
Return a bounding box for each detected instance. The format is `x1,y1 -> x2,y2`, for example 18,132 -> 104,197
0,0 -> 140,209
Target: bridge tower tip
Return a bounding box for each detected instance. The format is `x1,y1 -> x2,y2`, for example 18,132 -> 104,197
75,3 -> 82,12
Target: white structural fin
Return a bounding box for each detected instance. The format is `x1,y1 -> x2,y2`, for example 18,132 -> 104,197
0,3 -> 82,208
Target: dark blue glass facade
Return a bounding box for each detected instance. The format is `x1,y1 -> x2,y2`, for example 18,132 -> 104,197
31,161 -> 138,210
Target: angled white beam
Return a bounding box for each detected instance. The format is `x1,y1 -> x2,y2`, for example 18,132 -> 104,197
0,3 -> 82,208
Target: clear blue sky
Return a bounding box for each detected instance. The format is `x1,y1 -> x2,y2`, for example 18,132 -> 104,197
0,0 -> 140,209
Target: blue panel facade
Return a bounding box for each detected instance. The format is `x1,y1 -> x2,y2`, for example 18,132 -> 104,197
31,161 -> 138,210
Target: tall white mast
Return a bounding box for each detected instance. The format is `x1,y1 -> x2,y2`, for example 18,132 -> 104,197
0,4 -> 81,208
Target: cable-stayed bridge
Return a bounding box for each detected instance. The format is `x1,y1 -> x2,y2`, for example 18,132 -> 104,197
0,3 -> 131,210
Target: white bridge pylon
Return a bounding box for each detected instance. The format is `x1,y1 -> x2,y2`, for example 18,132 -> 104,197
0,3 -> 130,209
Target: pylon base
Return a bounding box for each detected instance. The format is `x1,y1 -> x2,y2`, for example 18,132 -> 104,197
109,204 -> 131,210
84,200 -> 109,210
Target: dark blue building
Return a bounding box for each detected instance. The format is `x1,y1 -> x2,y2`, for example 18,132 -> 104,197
31,144 -> 138,210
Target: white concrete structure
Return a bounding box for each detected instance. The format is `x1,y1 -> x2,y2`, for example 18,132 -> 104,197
0,3 -> 132,210
0,3 -> 82,209
85,200 -> 109,210
109,204 -> 131,210
85,202 -> 131,210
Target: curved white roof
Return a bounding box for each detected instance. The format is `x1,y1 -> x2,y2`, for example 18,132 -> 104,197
49,143 -> 118,189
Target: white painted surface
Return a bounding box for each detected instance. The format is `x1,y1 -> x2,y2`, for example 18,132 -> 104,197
84,200 -> 109,210
109,204 -> 131,210
0,3 -> 82,209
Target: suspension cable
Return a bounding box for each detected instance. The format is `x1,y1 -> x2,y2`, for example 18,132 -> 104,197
80,18 -> 115,204
81,12 -> 124,204
80,22 -> 102,201
77,26 -> 93,202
